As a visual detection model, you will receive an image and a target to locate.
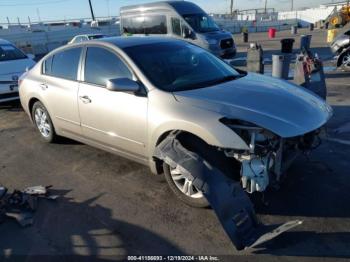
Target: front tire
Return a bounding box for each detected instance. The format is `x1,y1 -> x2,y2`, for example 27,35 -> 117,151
32,101 -> 57,143
163,162 -> 209,208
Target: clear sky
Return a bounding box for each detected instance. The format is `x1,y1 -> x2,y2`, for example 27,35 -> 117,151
0,0 -> 330,24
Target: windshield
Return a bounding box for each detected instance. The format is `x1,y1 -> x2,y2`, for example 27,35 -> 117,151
0,44 -> 27,62
182,13 -> 219,33
124,41 -> 243,92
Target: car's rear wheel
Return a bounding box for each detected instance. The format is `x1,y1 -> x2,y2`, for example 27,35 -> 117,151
163,162 -> 209,208
32,101 -> 57,143
341,50 -> 350,71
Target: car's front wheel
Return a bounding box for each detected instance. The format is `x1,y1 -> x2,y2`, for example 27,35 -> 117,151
163,162 -> 209,208
32,101 -> 57,143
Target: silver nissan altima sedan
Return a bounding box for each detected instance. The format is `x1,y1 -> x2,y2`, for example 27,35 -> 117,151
19,37 -> 332,207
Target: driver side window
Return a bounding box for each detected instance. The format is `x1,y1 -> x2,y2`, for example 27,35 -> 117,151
84,47 -> 132,86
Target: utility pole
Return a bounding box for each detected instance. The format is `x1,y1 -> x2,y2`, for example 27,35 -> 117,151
291,0 -> 294,11
264,0 -> 267,13
88,0 -> 96,21
230,0 -> 234,17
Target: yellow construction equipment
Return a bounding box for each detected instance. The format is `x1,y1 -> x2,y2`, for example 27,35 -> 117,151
327,28 -> 339,43
328,2 -> 350,28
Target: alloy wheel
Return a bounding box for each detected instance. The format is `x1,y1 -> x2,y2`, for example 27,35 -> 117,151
170,166 -> 203,199
34,108 -> 51,138
342,52 -> 350,70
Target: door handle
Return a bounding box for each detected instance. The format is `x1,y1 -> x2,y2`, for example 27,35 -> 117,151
40,83 -> 48,90
79,95 -> 92,104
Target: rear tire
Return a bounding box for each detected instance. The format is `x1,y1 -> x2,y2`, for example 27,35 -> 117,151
31,101 -> 57,143
340,50 -> 350,72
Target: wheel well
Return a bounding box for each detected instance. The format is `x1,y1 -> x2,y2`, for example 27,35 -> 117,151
28,98 -> 39,118
154,130 -> 240,179
153,130 -> 178,174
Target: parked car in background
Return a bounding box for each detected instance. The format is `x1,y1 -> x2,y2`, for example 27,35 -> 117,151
330,24 -> 350,71
68,34 -> 107,44
120,1 -> 236,58
19,37 -> 332,207
0,39 -> 35,103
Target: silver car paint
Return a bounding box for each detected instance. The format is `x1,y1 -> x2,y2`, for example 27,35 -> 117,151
20,38 -> 332,175
174,73 -> 333,138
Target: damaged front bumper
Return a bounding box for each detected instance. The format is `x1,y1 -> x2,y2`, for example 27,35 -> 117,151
154,133 -> 302,250
222,119 -> 323,194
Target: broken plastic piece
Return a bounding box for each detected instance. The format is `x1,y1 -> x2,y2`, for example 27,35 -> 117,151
154,134 -> 302,250
0,185 -> 58,227
23,185 -> 47,195
249,220 -> 303,248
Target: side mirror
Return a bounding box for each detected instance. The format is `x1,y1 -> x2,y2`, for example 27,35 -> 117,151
27,53 -> 35,60
183,27 -> 195,39
106,78 -> 140,93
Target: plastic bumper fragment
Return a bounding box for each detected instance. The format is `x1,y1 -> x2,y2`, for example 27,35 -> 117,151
154,133 -> 302,250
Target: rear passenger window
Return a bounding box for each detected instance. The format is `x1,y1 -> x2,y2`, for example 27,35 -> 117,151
84,47 -> 132,86
44,47 -> 82,81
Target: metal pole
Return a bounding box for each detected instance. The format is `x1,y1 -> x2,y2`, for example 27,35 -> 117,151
264,0 -> 267,13
36,8 -> 41,23
230,0 -> 234,18
291,0 -> 294,11
88,0 -> 96,21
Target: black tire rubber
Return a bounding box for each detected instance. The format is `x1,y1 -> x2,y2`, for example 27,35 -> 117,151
163,162 -> 210,208
341,50 -> 350,72
31,101 -> 57,143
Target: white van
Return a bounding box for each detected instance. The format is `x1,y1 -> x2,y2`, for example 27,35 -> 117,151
120,1 -> 236,58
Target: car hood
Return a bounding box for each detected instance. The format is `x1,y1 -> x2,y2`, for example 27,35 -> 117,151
174,73 -> 333,138
0,58 -> 35,80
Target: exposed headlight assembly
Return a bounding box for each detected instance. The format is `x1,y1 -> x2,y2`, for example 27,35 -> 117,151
220,118 -> 269,152
220,118 -> 277,193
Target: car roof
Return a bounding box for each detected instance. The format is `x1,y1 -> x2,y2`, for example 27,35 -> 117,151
96,36 -> 185,49
120,1 -> 204,15
0,38 -> 11,45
